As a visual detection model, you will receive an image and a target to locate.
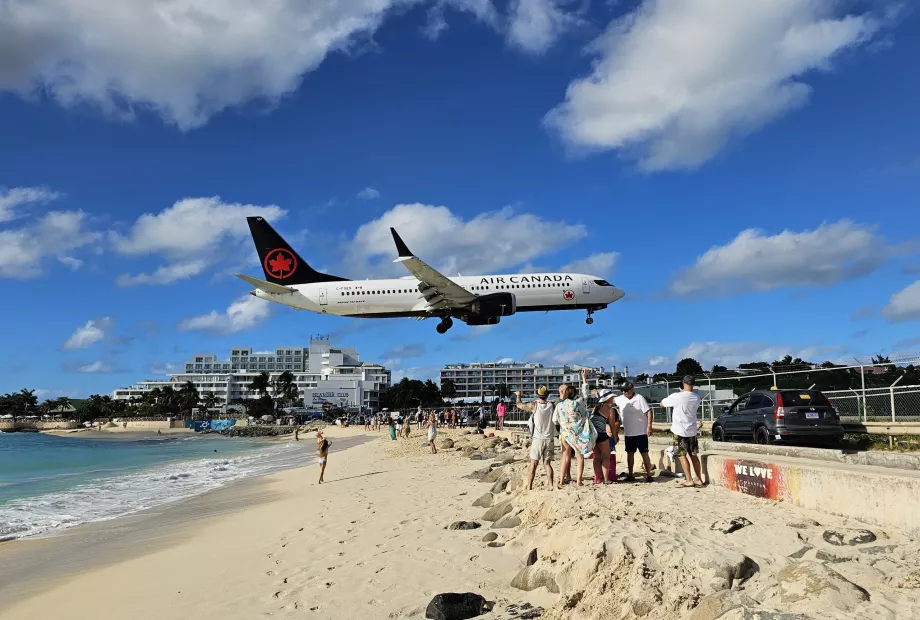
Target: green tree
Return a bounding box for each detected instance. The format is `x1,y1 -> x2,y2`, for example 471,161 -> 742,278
201,392 -> 222,414
711,365 -> 728,374
274,371 -> 300,408
178,380 -> 200,415
635,373 -> 649,383
440,378 -> 458,400
675,358 -> 703,377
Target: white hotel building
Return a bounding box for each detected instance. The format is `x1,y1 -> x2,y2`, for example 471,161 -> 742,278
112,337 -> 391,412
440,362 -> 609,401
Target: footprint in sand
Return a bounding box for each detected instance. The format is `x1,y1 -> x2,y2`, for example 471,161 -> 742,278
266,570 -> 276,576
324,582 -> 335,588
273,590 -> 285,599
267,553 -> 275,559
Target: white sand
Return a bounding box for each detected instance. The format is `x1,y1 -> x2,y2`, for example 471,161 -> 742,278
2,428 -> 919,620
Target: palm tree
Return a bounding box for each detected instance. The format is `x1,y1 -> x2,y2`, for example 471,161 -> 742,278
248,372 -> 271,398
274,371 -> 299,408
202,393 -> 222,415
178,380 -> 200,416
54,396 -> 72,418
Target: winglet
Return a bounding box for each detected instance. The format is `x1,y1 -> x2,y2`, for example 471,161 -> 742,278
390,227 -> 413,258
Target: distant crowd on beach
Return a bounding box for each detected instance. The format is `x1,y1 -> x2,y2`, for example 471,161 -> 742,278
349,369 -> 705,490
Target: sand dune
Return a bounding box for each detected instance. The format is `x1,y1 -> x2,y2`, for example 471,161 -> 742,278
2,428 -> 918,620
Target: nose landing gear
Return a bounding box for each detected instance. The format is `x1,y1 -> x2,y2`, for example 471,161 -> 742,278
436,317 -> 454,334
586,308 -> 595,325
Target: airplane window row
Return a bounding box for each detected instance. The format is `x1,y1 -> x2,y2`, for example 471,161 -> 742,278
342,282 -> 576,296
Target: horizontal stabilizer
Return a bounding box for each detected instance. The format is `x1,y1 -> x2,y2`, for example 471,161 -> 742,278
235,274 -> 297,295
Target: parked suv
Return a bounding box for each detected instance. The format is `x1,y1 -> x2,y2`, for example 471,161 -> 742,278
711,389 -> 844,445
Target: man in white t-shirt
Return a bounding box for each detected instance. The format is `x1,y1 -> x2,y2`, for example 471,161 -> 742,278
515,385 -> 556,490
615,381 -> 654,482
661,375 -> 704,487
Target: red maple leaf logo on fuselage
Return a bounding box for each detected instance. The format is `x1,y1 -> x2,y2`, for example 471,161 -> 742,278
265,249 -> 296,279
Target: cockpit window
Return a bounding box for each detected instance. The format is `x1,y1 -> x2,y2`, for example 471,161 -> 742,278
594,279 -> 613,286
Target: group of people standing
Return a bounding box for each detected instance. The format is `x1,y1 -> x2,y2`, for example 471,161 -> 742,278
515,370 -> 704,490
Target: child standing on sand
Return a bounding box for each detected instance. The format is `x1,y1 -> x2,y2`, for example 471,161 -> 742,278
388,418 -> 398,441
425,412 -> 438,454
316,431 -> 330,484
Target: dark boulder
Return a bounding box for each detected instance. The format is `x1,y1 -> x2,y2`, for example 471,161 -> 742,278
425,593 -> 489,620
447,521 -> 481,531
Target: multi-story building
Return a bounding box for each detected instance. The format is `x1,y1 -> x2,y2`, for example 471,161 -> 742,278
440,362 -> 606,401
113,337 -> 391,413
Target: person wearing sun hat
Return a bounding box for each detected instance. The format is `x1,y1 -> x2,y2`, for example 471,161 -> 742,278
592,389 -> 621,483
515,384 -> 557,490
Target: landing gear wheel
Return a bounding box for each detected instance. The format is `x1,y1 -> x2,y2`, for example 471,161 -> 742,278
436,317 -> 453,334
586,317 -> 594,325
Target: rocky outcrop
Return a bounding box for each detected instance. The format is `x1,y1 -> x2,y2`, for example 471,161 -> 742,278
425,592 -> 488,620
492,514 -> 522,529
711,517 -> 753,534
472,493 -> 494,508
447,521 -> 481,531
775,561 -> 870,612
490,478 -> 509,494
481,467 -> 506,483
511,566 -> 560,594
822,529 -> 877,546
482,501 -> 513,522
440,439 -> 455,449
481,532 -> 498,543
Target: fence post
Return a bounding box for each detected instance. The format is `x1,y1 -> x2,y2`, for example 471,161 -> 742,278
860,366 -> 867,422
890,388 -> 896,423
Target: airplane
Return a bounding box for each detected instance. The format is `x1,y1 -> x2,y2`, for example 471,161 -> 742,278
237,217 -> 625,334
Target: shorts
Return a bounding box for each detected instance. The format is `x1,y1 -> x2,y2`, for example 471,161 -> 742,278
529,438 -> 555,462
625,434 -> 649,454
596,432 -> 610,445
674,435 -> 699,457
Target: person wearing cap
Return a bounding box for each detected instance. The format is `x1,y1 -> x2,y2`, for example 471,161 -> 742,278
515,385 -> 557,490
591,390 -> 620,484
661,375 -> 704,487
616,380 -> 655,482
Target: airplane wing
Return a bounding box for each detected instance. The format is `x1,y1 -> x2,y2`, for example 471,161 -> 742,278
390,228 -> 477,310
235,273 -> 297,295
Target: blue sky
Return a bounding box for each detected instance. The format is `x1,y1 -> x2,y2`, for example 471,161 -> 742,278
1,0 -> 919,399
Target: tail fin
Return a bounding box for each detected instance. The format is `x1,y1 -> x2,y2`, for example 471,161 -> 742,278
247,217 -> 349,285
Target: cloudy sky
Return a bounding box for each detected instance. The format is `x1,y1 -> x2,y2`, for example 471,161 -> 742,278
1,0 -> 919,397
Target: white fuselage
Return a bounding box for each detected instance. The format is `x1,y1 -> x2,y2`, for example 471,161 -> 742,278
251,272 -> 625,318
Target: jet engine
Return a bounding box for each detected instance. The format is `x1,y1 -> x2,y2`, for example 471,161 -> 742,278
470,292 -> 516,318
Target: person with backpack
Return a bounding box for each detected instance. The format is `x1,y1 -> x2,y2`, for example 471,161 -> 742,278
515,385 -> 557,491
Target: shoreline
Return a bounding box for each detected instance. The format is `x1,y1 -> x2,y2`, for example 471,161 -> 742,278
2,429 -> 919,619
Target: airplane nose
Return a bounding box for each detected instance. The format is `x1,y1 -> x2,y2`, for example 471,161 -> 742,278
613,288 -> 625,302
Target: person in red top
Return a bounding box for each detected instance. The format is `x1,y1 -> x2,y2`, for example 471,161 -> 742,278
496,400 -> 507,430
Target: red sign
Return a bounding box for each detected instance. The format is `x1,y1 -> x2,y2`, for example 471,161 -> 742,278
563,289 -> 575,301
721,458 -> 783,499
264,248 -> 298,279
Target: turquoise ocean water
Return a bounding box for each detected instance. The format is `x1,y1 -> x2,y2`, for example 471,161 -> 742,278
0,432 -> 310,540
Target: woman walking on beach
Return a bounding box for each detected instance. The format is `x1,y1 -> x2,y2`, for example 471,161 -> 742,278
554,369 -> 594,487
388,418 -> 398,441
316,431 -> 330,484
425,412 -> 438,454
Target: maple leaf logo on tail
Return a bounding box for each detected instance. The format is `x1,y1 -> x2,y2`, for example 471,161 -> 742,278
264,249 -> 297,279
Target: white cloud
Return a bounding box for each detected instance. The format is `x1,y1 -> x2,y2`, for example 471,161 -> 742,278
345,203 -> 587,277
116,260 -> 208,287
647,356 -> 668,368
507,0 -> 579,53
422,0 -> 501,40
675,341 -> 845,371
62,360 -> 116,373
882,280 -> 920,323
112,197 -> 285,285
58,256 -> 84,271
150,362 -> 181,375
669,221 -> 886,297
0,0 -> 415,130
561,251 -> 619,276
452,324 -> 495,341
545,0 -> 882,171
178,295 -> 272,335
356,187 -> 380,200
525,344 -> 603,366
0,210 -> 100,279
0,186 -> 61,222
383,344 -> 425,359
63,317 -> 113,350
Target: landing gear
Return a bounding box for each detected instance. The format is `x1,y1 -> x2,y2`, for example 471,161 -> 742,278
436,317 -> 454,334
586,308 -> 595,325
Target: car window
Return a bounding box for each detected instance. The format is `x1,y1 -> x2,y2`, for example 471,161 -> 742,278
745,393 -> 765,410
729,394 -> 749,413
780,390 -> 831,406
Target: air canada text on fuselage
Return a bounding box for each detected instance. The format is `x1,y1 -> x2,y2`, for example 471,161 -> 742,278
478,274 -> 574,285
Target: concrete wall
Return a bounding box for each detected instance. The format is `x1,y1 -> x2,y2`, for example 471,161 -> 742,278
105,420 -> 187,431
702,452 -> 920,540
0,420 -> 81,431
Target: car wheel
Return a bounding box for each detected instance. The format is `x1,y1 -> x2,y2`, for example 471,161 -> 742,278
712,425 -> 725,442
754,427 -> 770,445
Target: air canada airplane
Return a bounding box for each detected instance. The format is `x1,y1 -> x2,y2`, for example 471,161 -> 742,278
237,217 -> 625,334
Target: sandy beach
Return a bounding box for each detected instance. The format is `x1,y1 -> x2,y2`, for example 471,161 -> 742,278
2,427 -> 919,620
